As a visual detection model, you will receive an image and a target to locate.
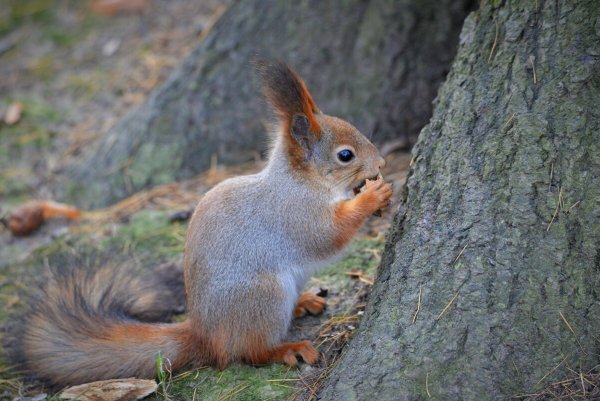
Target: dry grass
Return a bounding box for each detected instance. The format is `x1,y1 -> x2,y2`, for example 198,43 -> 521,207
515,369 -> 600,400
79,161 -> 262,224
291,297 -> 371,400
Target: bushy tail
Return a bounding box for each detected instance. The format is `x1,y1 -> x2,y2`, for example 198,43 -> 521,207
6,263 -> 198,387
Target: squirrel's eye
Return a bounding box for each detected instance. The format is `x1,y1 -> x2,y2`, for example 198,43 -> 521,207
337,149 -> 354,163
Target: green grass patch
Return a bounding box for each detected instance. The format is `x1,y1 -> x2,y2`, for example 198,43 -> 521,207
102,211 -> 187,260
0,97 -> 62,198
0,207 -> 385,400
64,72 -> 107,99
0,0 -> 55,36
45,26 -> 79,48
149,364 -> 296,401
28,54 -> 56,80
314,234 -> 385,290
0,97 -> 60,148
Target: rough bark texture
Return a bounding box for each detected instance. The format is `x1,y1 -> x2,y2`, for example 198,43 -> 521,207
63,0 -> 474,208
320,1 -> 600,400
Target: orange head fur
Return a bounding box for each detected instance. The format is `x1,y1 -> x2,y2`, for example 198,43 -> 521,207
257,61 -> 384,195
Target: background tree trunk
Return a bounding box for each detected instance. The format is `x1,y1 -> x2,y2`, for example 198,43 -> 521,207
62,0 -> 474,208
319,1 -> 600,400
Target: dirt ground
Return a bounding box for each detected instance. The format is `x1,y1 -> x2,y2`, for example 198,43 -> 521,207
0,2 -> 411,400
0,0 -> 227,203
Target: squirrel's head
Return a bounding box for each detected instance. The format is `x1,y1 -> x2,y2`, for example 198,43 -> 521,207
257,61 -> 385,195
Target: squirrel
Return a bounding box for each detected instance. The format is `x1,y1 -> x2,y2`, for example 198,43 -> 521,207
8,61 -> 392,387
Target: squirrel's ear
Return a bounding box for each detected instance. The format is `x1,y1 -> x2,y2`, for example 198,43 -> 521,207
256,60 -> 321,139
291,114 -> 316,156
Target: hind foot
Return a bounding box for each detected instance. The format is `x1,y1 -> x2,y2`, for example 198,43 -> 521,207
294,292 -> 326,318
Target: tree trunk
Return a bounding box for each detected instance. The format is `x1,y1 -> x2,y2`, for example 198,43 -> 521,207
320,1 -> 600,400
63,0 -> 473,208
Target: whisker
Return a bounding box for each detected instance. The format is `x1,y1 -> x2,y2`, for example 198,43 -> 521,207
336,167 -> 362,187
338,168 -> 360,182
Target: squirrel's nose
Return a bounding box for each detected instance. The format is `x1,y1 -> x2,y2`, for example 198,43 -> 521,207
378,157 -> 386,169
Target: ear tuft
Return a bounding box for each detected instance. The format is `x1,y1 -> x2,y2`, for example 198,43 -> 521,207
255,60 -> 321,136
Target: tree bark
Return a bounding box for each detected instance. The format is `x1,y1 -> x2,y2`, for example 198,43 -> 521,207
63,0 -> 473,208
320,1 -> 600,400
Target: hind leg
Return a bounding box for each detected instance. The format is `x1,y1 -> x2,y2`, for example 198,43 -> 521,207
220,274 -> 320,367
199,272 -> 320,368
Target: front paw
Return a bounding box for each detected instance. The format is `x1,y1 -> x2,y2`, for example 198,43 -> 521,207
360,176 -> 393,212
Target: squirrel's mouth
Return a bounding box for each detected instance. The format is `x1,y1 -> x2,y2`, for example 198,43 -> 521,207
352,175 -> 380,195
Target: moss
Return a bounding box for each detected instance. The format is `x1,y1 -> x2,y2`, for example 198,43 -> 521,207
0,97 -> 60,137
315,235 -> 385,290
148,364 -> 296,401
64,73 -> 107,99
45,26 -> 79,48
28,54 -> 56,80
126,142 -> 183,190
0,0 -> 55,36
102,211 -> 187,260
0,97 -> 61,197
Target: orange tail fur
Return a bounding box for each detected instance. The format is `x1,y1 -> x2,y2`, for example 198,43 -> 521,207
6,263 -> 198,387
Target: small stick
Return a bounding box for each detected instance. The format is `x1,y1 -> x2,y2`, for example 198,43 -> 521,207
412,285 -> 422,324
488,19 -> 499,64
426,372 -> 431,398
436,291 -> 459,320
549,162 -> 554,192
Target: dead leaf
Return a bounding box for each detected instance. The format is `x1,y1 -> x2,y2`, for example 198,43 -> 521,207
90,0 -> 149,16
344,270 -> 374,285
60,378 -> 157,401
4,101 -> 23,125
344,270 -> 363,279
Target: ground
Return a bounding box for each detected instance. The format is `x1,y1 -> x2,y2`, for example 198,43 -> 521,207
0,2 -> 410,400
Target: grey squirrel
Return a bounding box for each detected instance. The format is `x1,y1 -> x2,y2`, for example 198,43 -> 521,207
10,61 -> 393,386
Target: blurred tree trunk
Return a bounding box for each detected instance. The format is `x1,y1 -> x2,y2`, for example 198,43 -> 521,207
320,1 -> 600,400
63,0 -> 474,208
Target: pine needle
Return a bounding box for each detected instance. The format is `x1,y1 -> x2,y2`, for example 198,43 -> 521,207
488,19 -> 499,63
436,291 -> 459,320
412,285 -> 422,324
